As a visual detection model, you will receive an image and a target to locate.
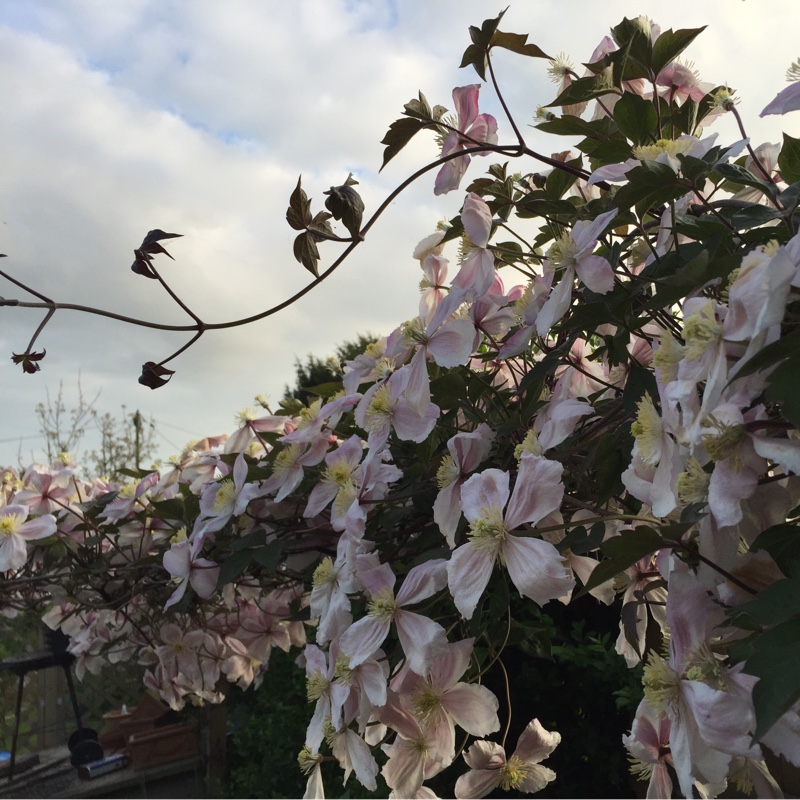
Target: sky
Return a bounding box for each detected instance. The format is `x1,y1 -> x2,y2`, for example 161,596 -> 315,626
1,0 -> 797,469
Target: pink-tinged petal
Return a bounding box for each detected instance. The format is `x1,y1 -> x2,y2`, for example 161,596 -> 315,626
434,152 -> 469,196
162,579 -> 188,611
572,209 -> 618,254
395,609 -> 448,675
451,247 -> 496,299
396,559 -> 448,606
433,481 -> 463,549
752,434 -> 800,475
575,254 -> 614,294
393,399 -> 440,443
359,560 -> 396,597
761,81 -> 800,116
505,453 -> 564,530
356,657 -> 389,709
12,511 -> 57,541
189,558 -> 219,599
497,326 -> 535,359
335,729 -> 378,791
442,683 -> 500,737
459,469 -> 509,524
339,615 -> 390,668
536,267 -> 575,337
669,706 -> 731,798
682,678 -> 761,759
382,736 -> 426,799
451,424 -> 494,472
537,399 -> 594,451
163,541 -> 191,580
503,534 -> 574,606
708,461 -> 757,528
463,739 -> 506,771
430,638 -> 473,690
468,114 -> 498,150
513,718 -> 561,764
587,160 -> 637,185
428,319 -> 476,368
455,767 -> 500,799
303,763 -> 324,800
447,543 -> 495,620
453,85 -> 480,130
518,765 -> 558,794
405,347 -> 432,413
461,193 -> 492,248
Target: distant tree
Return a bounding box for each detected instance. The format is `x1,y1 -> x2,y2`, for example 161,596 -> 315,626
34,380 -> 158,479
284,333 -> 375,405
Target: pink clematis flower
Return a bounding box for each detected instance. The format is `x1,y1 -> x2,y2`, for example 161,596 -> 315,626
433,424 -> 495,548
454,718 -> 560,798
447,452 -> 574,620
339,558 -> 448,676
536,209 -> 618,336
392,638 -> 500,768
434,85 -> 498,195
162,537 -> 220,610
0,505 -> 57,572
761,79 -> 800,116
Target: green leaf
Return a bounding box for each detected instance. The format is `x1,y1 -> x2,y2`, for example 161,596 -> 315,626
651,26 -> 706,75
459,43 -> 488,81
535,116 -> 617,140
765,357 -> 800,429
745,616 -> 800,739
491,30 -> 551,60
581,526 -> 664,594
779,133 -> 800,184
729,203 -> 782,230
751,523 -> 800,577
548,75 -> 617,108
612,160 -> 686,218
324,174 -> 364,240
216,548 -> 256,588
252,540 -> 285,573
714,163 -> 777,199
293,231 -> 320,277
286,176 -> 311,231
380,117 -> 428,171
609,18 -> 652,76
728,327 -> 800,382
544,157 -> 581,200
613,92 -> 658,147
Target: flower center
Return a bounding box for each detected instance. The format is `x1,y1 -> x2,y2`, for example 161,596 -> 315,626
676,458 -> 710,505
367,586 -> 397,623
414,685 -> 443,720
652,329 -> 685,382
273,444 -> 302,477
436,455 -> 460,489
632,138 -> 695,162
701,417 -> 746,466
499,755 -> 530,791
682,301 -> 722,361
297,746 -> 321,775
642,652 -> 680,716
468,507 -> 506,557
630,396 -> 664,465
364,385 -> 394,432
0,516 -> 19,536
212,479 -> 237,514
547,233 -> 578,270
306,669 -> 329,702
312,557 -> 335,589
333,653 -> 354,686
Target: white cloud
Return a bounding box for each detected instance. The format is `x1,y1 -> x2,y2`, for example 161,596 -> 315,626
0,0 -> 796,466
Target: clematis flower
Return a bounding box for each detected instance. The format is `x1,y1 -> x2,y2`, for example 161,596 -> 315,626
447,452 -> 574,620
536,209 -> 618,336
761,70 -> 800,116
0,504 -> 57,572
454,718 -> 560,798
162,536 -> 220,610
434,85 -> 498,195
339,558 -> 448,676
392,638 -> 500,768
433,424 -> 495,548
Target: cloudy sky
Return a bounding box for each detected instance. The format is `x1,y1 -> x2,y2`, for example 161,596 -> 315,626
1,0 -> 797,469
